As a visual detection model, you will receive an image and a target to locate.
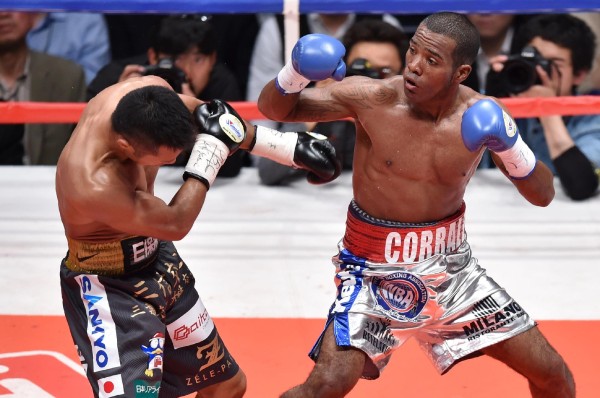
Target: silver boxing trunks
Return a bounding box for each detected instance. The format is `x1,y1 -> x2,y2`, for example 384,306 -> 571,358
60,237 -> 239,398
309,200 -> 535,378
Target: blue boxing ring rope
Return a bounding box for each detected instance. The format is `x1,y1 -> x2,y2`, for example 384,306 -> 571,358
1,0 -> 600,14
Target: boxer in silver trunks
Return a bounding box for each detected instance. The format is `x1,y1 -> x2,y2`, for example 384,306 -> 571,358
259,11 -> 575,398
309,200 -> 534,378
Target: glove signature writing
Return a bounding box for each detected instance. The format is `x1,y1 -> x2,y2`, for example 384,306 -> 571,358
192,140 -> 227,173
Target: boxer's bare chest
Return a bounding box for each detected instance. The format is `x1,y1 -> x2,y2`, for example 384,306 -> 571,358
357,108 -> 475,182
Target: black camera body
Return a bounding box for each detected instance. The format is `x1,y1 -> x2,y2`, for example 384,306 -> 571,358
346,58 -> 386,79
143,58 -> 186,93
495,46 -> 553,95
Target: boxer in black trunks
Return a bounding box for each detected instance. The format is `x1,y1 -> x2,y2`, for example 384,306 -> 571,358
56,75 -> 340,397
258,11 -> 575,398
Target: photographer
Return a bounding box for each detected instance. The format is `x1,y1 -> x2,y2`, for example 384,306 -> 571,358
464,14 -> 537,95
486,14 -> 600,200
257,19 -> 405,185
87,14 -> 246,176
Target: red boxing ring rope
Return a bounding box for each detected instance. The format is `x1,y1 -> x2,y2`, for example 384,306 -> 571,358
0,102 -> 264,124
0,96 -> 599,124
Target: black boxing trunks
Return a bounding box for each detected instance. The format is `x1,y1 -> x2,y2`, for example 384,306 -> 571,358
309,200 -> 536,378
60,238 -> 239,397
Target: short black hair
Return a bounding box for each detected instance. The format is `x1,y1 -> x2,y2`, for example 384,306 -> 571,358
151,14 -> 217,56
513,14 -> 596,75
421,12 -> 480,67
342,19 -> 406,65
111,85 -> 197,153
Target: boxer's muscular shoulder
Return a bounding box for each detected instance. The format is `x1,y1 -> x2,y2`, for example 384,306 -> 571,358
460,85 -> 488,107
458,86 -> 493,113
334,76 -> 398,109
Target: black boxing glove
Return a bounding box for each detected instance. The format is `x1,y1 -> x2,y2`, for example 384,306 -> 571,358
249,125 -> 342,184
184,99 -> 247,189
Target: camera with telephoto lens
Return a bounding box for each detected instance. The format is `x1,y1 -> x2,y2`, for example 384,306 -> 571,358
496,46 -> 554,94
143,58 -> 186,93
346,58 -> 390,79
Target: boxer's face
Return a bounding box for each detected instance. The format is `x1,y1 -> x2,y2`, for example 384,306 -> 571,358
133,145 -> 181,166
116,135 -> 182,166
403,26 -> 459,101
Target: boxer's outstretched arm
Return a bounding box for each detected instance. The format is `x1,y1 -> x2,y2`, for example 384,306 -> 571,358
258,79 -> 302,121
258,33 -> 354,123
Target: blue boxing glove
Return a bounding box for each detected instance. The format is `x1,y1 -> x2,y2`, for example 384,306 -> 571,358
276,33 -> 346,94
462,99 -> 536,179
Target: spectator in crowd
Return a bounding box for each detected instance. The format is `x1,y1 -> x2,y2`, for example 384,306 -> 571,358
571,12 -> 600,94
0,11 -> 86,165
103,13 -> 258,95
246,13 -> 403,104
27,12 -> 111,84
88,15 -> 240,102
257,19 -> 405,185
487,14 -> 600,200
464,14 -> 536,94
88,14 -> 245,177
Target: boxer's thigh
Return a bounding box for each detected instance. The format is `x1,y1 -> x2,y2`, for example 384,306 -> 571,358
482,326 -> 568,384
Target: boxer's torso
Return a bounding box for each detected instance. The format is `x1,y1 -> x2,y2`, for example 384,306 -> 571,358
350,79 -> 486,223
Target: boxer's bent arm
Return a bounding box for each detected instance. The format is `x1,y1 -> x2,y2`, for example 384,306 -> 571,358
491,153 -> 555,206
81,178 -> 207,241
258,79 -> 356,123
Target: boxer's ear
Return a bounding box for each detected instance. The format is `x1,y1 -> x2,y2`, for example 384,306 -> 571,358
455,64 -> 471,84
116,136 -> 135,156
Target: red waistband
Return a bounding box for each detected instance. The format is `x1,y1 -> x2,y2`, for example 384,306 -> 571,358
342,201 -> 466,263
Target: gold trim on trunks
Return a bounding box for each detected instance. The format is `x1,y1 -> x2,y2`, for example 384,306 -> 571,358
65,236 -> 159,276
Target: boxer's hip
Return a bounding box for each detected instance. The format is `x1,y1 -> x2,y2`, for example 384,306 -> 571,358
342,200 -> 467,263
64,235 -> 160,276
